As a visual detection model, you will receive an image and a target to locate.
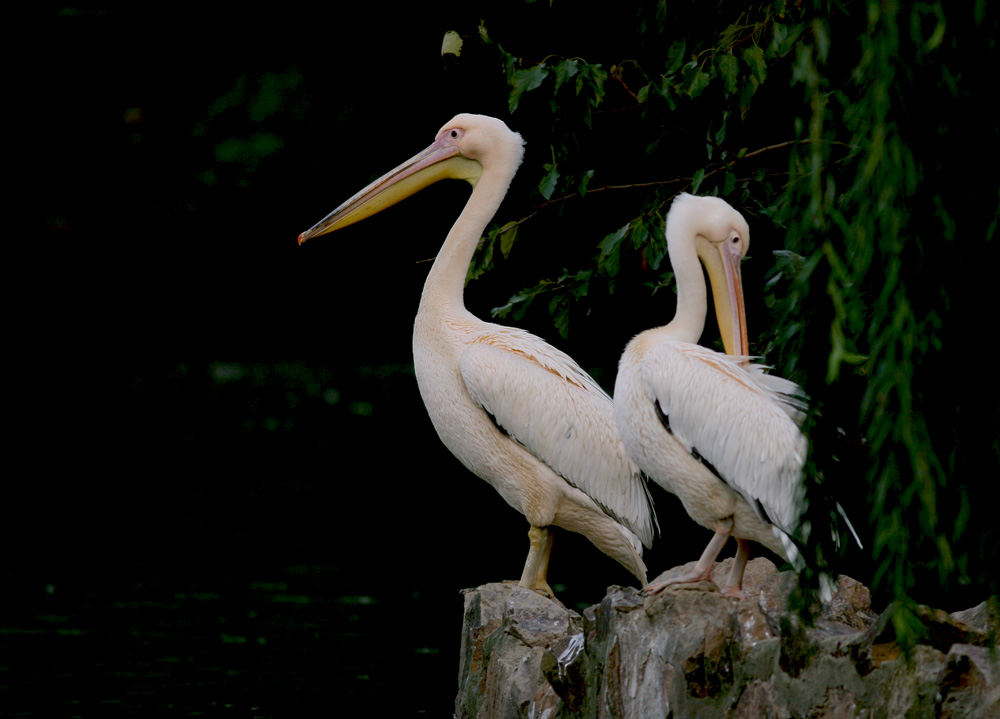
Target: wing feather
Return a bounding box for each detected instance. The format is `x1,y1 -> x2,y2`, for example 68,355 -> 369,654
459,327 -> 656,547
642,341 -> 806,533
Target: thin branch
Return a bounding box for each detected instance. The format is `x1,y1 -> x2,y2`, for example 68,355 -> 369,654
511,138 -> 809,230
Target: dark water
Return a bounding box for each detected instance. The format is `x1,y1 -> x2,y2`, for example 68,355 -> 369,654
3,570 -> 439,716
3,361 -> 470,717
2,474 -> 640,717
2,480 -> 459,717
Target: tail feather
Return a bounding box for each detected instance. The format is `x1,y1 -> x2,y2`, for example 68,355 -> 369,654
773,526 -> 804,571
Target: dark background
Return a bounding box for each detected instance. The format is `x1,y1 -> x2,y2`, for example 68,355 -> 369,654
11,5 -> 987,717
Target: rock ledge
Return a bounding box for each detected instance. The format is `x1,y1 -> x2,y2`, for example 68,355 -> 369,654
455,558 -> 999,718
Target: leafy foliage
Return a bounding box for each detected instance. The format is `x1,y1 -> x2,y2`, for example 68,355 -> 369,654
448,0 -> 999,645
193,70 -> 308,189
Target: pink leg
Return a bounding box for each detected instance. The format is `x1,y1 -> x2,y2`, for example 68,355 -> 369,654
643,518 -> 733,595
517,525 -> 556,597
720,538 -> 751,599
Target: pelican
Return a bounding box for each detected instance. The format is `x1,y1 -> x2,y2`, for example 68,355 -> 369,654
298,114 -> 655,595
614,193 -> 808,598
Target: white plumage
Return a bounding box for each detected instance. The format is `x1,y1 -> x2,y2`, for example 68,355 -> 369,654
299,114 -> 655,595
614,193 -> 806,597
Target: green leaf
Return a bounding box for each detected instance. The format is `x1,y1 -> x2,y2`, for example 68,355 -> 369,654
538,162 -> 560,200
509,64 -> 549,112
722,171 -> 736,196
441,30 -> 463,57
767,21 -> 785,56
684,63 -> 711,98
691,167 -> 705,194
577,63 -> 608,106
645,219 -> 669,271
743,45 -> 767,84
466,235 -> 495,282
658,76 -> 678,110
553,58 -> 579,93
628,217 -> 649,250
568,269 -> 592,300
597,224 -> 629,278
493,285 -> 541,321
714,111 -> 729,147
499,221 -> 518,258
813,18 -> 830,64
549,291 -> 572,339
719,22 -> 744,49
477,21 -> 492,45
716,53 -> 739,95
647,270 -> 675,295
739,75 -> 761,117
665,39 -> 686,74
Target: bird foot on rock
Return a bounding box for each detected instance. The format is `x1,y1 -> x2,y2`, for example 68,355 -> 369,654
720,584 -> 747,600
642,575 -> 745,600
503,578 -> 555,599
641,567 -> 717,596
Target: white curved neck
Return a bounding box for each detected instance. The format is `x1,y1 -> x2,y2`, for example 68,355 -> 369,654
664,227 -> 708,344
418,162 -> 517,315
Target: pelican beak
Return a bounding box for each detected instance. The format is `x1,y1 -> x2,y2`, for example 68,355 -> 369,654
298,134 -> 482,244
701,239 -> 749,358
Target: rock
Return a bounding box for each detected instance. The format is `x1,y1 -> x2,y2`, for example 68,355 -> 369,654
455,558 -> 1000,718
456,583 -> 584,719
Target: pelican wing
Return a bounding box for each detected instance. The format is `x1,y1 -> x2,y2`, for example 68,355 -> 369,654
642,341 -> 807,533
459,327 -> 656,547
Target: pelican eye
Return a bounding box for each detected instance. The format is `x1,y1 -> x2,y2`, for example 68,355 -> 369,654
450,129 -> 460,139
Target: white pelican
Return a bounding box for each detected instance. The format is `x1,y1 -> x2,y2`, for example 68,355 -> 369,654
298,114 -> 655,595
614,193 -> 808,598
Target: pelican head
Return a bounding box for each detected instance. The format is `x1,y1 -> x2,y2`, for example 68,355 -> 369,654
298,114 -> 524,244
666,193 -> 750,357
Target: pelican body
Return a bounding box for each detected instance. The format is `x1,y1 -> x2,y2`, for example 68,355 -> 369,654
614,193 -> 806,597
299,114 -> 655,594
